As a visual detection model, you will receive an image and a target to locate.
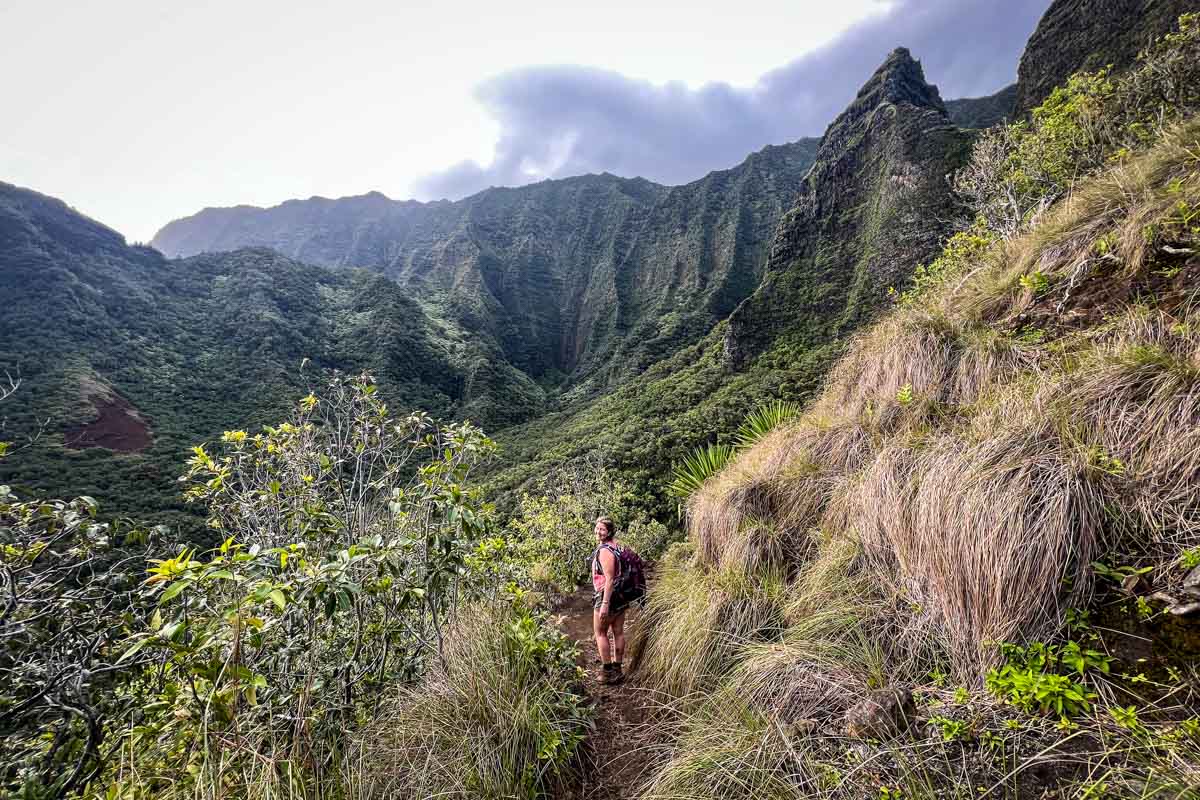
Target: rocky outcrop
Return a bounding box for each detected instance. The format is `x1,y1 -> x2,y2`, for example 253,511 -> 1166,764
945,83 -> 1018,129
722,48 -> 970,367
1013,0 -> 1197,115
844,687 -> 917,740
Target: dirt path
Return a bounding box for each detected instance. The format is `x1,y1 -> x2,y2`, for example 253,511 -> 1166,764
554,585 -> 654,799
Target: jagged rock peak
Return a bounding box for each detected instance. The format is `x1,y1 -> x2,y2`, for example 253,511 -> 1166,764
852,47 -> 946,113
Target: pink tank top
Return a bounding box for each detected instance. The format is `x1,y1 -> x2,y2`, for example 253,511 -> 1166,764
592,543 -> 622,592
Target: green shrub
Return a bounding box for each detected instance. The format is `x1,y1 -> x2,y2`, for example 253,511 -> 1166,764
667,443 -> 736,508
504,457 -> 662,590
734,400 -> 804,449
954,12 -> 1200,239
102,376 -> 497,799
985,640 -> 1111,719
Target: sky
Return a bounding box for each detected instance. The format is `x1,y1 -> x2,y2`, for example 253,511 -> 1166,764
1,0 -> 1051,243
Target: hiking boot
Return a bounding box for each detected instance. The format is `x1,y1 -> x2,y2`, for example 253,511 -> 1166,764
599,662 -> 624,685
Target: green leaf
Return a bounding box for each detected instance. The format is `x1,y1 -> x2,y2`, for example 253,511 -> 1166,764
159,579 -> 192,603
268,589 -> 287,611
117,635 -> 151,664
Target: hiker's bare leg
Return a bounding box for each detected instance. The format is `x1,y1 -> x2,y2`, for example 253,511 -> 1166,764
611,610 -> 627,664
593,607 -> 612,664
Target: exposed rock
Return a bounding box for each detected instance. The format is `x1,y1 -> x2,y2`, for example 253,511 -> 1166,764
844,687 -> 916,740
1013,0 -> 1197,115
723,48 -> 970,368
1121,572 -> 1150,595
1167,602 -> 1200,617
1184,565 -> 1200,592
780,718 -> 818,741
1149,590 -> 1200,616
945,83 -> 1018,129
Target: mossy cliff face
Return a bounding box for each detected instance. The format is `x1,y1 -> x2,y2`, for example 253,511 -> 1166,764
1013,0 -> 1198,115
722,49 -> 970,369
152,142 -> 819,398
944,83 -> 1017,129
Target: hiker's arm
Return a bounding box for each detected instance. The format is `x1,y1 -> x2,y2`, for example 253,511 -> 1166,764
599,548 -> 616,615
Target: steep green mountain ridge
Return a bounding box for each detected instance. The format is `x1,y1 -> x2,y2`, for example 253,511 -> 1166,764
153,142 -> 820,397
491,48 -> 972,512
0,182 -> 544,527
722,48 -> 970,367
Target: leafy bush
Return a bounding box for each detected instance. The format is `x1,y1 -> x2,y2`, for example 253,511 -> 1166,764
505,457 -> 666,590
896,225 -> 998,305
623,516 -> 674,561
0,490 -> 152,798
985,640 -> 1111,719
103,375 -> 497,798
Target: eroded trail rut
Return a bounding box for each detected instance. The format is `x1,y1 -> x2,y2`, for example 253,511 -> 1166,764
555,585 -> 654,799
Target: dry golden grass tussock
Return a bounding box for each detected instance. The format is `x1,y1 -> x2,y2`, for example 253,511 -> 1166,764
628,562 -> 789,700
950,119 -> 1200,323
816,311 -> 960,423
346,602 -> 586,800
636,691 -> 808,800
734,579 -> 883,726
815,310 -> 1036,431
835,418 -> 1107,681
687,418 -> 869,574
1064,308 -> 1200,556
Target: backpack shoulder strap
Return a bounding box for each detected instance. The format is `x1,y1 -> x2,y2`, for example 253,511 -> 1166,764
596,542 -> 622,577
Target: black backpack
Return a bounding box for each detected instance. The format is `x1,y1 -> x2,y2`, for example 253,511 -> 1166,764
594,542 -> 647,604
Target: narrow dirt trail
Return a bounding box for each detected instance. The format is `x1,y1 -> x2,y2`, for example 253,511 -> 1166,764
555,585 -> 654,799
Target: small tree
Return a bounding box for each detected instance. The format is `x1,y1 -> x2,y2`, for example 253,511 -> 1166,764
108,374 -> 496,797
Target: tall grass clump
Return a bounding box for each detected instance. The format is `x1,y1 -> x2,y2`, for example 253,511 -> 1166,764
629,562 -> 789,699
348,599 -> 588,800
638,693 -> 808,800
687,419 -> 870,573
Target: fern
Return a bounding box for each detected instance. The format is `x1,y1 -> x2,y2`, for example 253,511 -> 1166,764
734,400 -> 803,450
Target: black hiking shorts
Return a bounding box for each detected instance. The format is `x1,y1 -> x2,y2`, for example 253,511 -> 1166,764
593,591 -> 632,615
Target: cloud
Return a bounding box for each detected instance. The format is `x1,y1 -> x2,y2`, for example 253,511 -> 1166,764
414,0 -> 1051,200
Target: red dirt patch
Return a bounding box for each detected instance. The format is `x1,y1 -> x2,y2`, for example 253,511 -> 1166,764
64,393 -> 152,452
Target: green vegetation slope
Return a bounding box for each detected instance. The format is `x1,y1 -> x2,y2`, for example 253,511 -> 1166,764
152,142 -> 821,400
0,183 -> 541,529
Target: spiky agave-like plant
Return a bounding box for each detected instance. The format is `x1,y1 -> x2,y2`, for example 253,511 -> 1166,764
667,443 -> 735,510
734,400 -> 804,450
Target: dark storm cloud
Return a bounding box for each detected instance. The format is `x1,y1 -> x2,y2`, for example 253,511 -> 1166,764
415,0 -> 1052,199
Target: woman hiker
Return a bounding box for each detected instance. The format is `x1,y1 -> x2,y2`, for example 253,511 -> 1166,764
592,516 -> 630,685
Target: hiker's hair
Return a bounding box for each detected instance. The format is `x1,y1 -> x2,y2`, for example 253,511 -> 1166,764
596,516 -> 615,540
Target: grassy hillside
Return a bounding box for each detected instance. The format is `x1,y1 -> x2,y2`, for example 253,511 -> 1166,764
630,19 -> 1200,796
